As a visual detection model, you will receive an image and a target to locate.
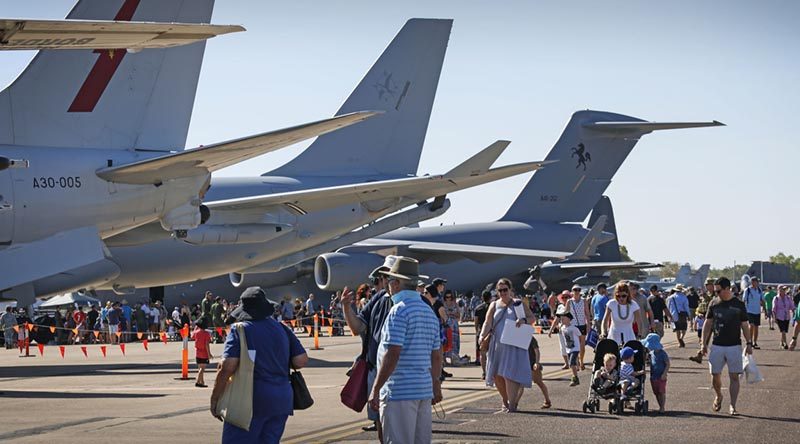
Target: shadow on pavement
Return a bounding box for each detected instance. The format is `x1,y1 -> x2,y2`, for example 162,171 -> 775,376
0,390 -> 166,399
307,358 -> 354,368
516,408 -> 620,420
433,429 -> 512,438
0,363 -> 181,378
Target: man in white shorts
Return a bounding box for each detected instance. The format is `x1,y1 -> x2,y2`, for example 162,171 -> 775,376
700,277 -> 753,416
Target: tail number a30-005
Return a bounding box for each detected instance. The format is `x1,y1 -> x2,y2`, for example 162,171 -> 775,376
32,176 -> 82,189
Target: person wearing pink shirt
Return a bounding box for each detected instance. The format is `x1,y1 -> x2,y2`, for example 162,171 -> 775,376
772,286 -> 796,349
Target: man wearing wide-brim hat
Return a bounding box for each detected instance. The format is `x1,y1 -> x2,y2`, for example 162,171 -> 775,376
367,257 -> 442,444
666,283 -> 691,347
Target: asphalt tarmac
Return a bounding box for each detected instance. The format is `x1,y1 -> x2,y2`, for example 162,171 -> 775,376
0,323 -> 798,443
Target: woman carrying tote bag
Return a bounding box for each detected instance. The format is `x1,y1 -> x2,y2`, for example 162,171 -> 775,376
210,287 -> 309,444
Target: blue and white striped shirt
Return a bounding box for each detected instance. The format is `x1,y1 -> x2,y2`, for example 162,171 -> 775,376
377,290 -> 441,401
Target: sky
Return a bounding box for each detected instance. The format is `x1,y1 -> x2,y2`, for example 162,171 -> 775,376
2,1 -> 798,270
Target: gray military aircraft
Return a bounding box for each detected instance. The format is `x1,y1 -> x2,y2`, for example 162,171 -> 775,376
523,196 -> 662,293
24,18 -> 550,303
308,111 -> 723,293
0,0 -> 381,306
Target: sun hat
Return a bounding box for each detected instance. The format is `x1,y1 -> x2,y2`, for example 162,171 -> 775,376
229,287 -> 274,321
379,256 -> 428,282
642,333 -> 663,350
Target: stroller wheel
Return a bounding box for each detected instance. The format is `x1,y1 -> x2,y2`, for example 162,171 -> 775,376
642,400 -> 649,415
582,401 -> 589,414
617,399 -> 625,415
634,402 -> 641,414
594,399 -> 601,410
588,402 -> 596,414
608,401 -> 615,414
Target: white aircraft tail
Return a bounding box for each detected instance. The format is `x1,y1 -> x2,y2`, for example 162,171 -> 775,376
266,18 -> 452,178
0,0 -> 217,151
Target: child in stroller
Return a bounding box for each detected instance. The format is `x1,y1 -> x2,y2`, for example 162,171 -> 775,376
582,338 -> 620,414
619,346 -> 644,398
620,340 -> 649,414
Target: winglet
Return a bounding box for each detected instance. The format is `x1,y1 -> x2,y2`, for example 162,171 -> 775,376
445,140 -> 510,177
583,120 -> 725,134
566,215 -> 608,261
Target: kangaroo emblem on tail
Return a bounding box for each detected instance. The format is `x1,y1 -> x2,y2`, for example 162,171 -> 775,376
571,143 -> 591,171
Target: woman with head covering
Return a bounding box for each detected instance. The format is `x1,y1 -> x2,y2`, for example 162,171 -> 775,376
210,287 -> 308,443
602,282 -> 643,346
479,278 -> 534,412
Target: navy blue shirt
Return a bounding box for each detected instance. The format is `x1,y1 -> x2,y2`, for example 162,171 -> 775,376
357,290 -> 393,368
223,318 -> 306,417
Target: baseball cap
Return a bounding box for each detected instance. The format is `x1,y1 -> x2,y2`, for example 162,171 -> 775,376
432,277 -> 447,286
571,284 -> 582,291
620,346 -> 637,360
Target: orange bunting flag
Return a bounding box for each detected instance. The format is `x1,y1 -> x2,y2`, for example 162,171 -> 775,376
119,343 -> 126,355
93,331 -> 100,339
37,343 -> 44,356
161,332 -> 168,344
290,319 -> 296,328
81,346 -> 88,358
100,345 -> 107,357
72,328 -> 79,335
142,339 -> 149,351
26,323 -> 33,331
12,325 -> 19,333
115,331 -> 122,338
137,332 -> 143,340
59,346 -> 66,358
49,326 -> 56,334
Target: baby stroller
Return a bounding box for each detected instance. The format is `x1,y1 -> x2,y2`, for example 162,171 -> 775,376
621,340 -> 649,415
583,339 -> 620,414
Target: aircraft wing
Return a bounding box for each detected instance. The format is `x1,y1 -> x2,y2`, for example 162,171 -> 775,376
0,19 -> 244,50
552,261 -> 662,270
205,140 -> 553,214
96,112 -> 379,185
406,241 -> 572,260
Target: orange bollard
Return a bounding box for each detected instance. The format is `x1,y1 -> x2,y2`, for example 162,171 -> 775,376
180,324 -> 189,380
312,314 -> 322,350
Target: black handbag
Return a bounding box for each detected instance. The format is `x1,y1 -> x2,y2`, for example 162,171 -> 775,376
282,324 -> 314,410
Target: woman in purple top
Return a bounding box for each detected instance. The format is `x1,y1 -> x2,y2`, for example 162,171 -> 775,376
772,286 -> 796,349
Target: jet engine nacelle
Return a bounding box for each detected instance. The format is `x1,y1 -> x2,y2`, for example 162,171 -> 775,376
314,252 -> 386,291
228,262 -> 313,289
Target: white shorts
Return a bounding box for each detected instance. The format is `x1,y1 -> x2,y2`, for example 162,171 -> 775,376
108,324 -> 118,334
708,344 -> 743,374
380,398 -> 432,444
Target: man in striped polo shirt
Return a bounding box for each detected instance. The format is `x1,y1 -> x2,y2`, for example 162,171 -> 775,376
368,257 -> 443,444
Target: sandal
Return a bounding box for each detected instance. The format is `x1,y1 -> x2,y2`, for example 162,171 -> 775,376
729,406 -> 738,416
712,397 -> 722,412
541,401 -> 552,409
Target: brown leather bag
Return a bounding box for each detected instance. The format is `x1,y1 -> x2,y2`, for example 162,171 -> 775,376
479,307 -> 506,352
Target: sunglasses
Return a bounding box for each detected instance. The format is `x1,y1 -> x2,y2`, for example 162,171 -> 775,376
497,288 -> 510,293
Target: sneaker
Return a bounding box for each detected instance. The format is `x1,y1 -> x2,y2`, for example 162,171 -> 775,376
569,376 -> 580,387
753,343 -> 761,350
362,423 -> 377,432
689,354 -> 703,364
678,338 -> 685,348
782,343 -> 788,350
195,383 -> 207,388
442,370 -> 453,378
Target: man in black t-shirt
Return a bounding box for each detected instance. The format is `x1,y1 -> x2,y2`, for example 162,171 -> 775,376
700,277 -> 753,416
473,291 -> 492,376
647,285 -> 671,337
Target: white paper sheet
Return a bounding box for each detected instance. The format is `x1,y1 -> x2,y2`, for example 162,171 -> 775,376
499,319 -> 535,350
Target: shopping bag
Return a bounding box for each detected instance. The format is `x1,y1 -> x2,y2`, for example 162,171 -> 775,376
586,328 -> 599,349
443,327 -> 453,353
215,323 -> 254,431
742,352 -> 764,384
340,358 -> 369,412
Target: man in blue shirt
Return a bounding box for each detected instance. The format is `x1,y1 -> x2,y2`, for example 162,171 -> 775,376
667,285 -> 691,347
743,276 -> 764,349
369,257 -> 442,444
590,283 -> 610,331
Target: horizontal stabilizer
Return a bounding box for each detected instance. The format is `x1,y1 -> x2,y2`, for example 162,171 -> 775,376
567,215 -> 608,261
407,241 -> 571,260
205,158 -> 548,214
583,121 -> 725,134
0,19 -> 244,50
0,226 -> 108,292
446,140 -> 510,177
96,111 -> 379,184
553,261 -> 662,270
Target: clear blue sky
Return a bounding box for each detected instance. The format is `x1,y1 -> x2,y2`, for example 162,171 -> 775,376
2,1 -> 798,270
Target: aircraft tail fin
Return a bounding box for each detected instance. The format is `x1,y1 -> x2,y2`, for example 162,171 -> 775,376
566,215 -> 607,261
674,264 -> 692,284
266,18 -> 452,178
499,110 -> 724,223
588,196 -> 622,262
0,0 -> 218,151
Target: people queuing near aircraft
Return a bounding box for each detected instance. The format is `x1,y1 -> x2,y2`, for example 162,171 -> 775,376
763,286 -> 777,330
602,281 -> 643,345
443,290 -> 462,365
527,331 -> 552,408
368,257 -> 443,443
1,306 -> 17,349
563,285 -> 590,370
340,256 -> 395,437
700,277 -> 753,416
211,287 -> 307,443
647,286 -> 670,337
211,297 -> 225,343
479,277 -> 534,413
473,290 -> 492,378
107,302 -> 121,345
305,293 -> 316,316
590,283 -> 610,332
65,307 -> 77,344
134,303 -> 150,340
743,277 -> 765,349
772,285 -> 796,349
193,317 -> 212,388
667,284 -> 691,347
